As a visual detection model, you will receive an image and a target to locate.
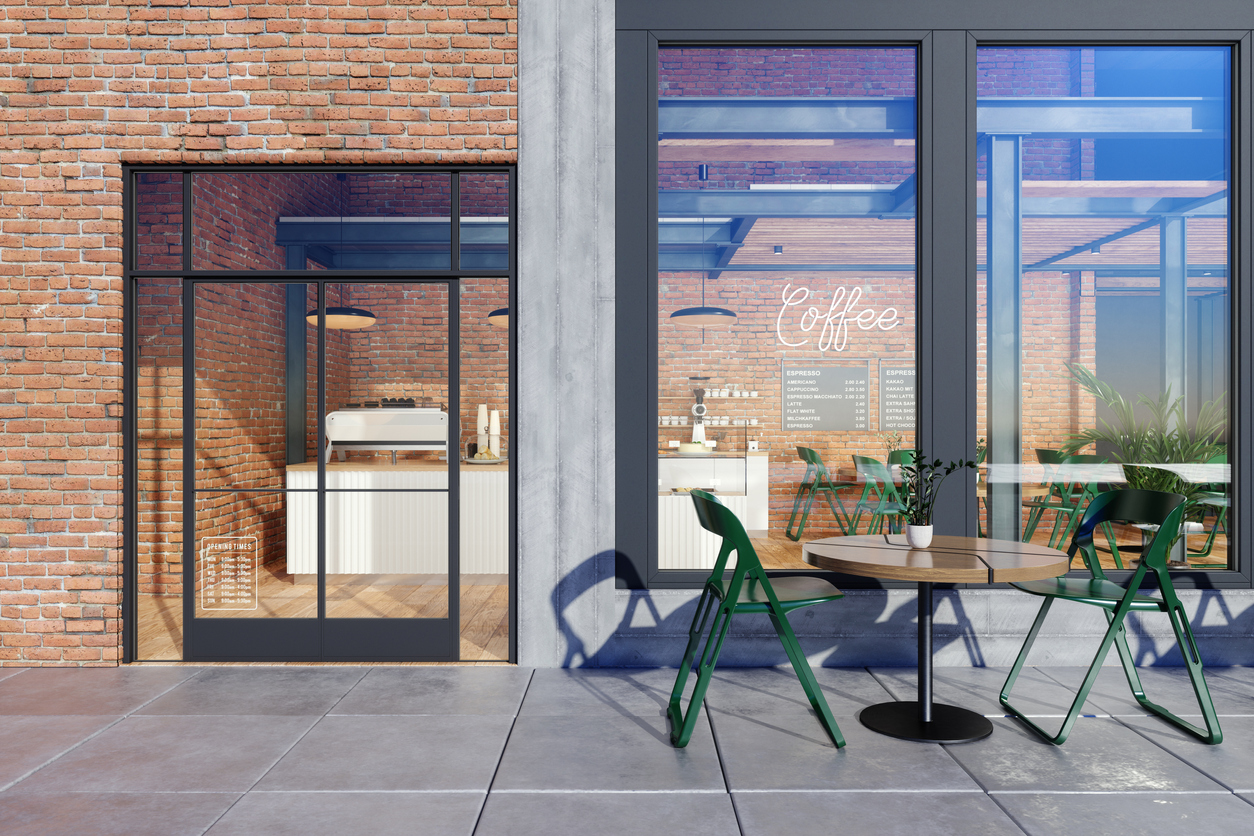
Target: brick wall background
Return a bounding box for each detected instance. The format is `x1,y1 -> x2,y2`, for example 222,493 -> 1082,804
1,0 -> 517,665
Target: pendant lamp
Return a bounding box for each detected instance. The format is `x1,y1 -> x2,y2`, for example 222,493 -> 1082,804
487,307 -> 509,328
306,287 -> 376,330
670,214 -> 737,328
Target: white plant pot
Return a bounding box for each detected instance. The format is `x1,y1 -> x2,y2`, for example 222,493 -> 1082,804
906,524 -> 933,549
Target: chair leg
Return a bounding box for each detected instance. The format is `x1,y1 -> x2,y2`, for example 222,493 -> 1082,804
1108,602 -> 1222,744
821,489 -> 851,536
1100,521 -> 1123,569
785,485 -> 813,541
668,594 -> 735,748
766,608 -> 845,748
1022,505 -> 1046,542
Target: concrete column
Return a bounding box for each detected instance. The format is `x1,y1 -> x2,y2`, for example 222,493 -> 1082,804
1161,215 -> 1188,405
517,0 -> 617,666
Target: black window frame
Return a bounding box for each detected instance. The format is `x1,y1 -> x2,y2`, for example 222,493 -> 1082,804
616,1 -> 1252,591
121,163 -> 519,662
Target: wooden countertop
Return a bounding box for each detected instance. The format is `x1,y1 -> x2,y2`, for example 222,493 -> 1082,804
802,534 -> 1069,584
287,461 -> 509,472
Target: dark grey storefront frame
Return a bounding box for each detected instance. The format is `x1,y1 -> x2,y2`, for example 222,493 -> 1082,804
615,0 -> 1252,591
121,164 -> 518,663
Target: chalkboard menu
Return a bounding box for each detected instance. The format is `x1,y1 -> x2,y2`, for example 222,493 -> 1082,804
782,364 -> 869,431
200,536 -> 259,611
879,365 -> 916,430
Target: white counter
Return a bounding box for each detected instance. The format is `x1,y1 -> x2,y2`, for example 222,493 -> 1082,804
657,454 -> 769,570
286,462 -> 508,574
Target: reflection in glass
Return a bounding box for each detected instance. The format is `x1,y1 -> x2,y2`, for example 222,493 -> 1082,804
135,174 -> 183,271
656,46 -> 918,570
460,171 -> 510,271
136,278 -> 184,659
976,47 -> 1231,570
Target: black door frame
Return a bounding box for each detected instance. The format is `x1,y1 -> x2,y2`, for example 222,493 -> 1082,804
122,164 -> 518,662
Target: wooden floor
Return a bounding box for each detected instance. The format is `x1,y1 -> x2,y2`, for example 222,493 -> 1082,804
138,564 -> 509,663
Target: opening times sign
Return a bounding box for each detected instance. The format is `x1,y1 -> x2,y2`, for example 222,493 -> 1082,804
201,536 -> 259,611
782,363 -> 869,431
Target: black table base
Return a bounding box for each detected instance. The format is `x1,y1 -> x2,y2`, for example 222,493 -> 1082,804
860,701 -> 993,743
858,580 -> 993,744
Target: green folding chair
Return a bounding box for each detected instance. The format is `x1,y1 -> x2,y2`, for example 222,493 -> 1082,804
848,455 -> 907,535
1188,452 -> 1228,564
785,446 -> 856,540
1000,489 -> 1222,745
668,490 -> 846,749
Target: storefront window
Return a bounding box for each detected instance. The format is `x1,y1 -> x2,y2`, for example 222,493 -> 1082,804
656,47 -> 918,570
976,47 -> 1231,569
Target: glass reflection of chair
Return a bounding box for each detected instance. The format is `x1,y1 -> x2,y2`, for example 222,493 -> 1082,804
668,490 -> 846,749
1000,489 -> 1222,746
849,455 -> 907,535
785,446 -> 855,540
1188,452 -> 1228,565
1022,452 -> 1123,566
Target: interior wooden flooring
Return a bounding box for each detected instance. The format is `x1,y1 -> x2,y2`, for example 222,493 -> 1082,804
137,564 -> 509,663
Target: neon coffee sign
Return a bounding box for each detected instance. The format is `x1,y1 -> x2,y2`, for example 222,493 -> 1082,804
775,282 -> 900,353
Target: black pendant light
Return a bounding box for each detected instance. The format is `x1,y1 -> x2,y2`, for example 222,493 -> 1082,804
670,213 -> 737,328
307,286 -> 376,330
487,307 -> 509,329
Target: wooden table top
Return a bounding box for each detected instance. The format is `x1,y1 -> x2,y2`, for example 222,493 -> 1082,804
802,534 -> 1069,584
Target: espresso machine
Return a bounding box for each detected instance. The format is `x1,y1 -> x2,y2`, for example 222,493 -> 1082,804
689,377 -> 709,445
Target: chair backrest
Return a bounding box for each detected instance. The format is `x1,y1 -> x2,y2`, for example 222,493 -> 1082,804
852,454 -> 902,505
796,446 -> 823,466
1071,489 -> 1186,577
689,490 -> 763,594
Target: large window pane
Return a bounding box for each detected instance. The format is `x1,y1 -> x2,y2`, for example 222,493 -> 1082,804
657,47 -> 918,570
976,47 -> 1231,570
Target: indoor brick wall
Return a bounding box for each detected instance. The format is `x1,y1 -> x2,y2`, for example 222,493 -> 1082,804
0,0 -> 517,665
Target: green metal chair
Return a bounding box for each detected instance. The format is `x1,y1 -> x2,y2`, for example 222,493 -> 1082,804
1188,452 -> 1228,564
848,455 -> 907,535
785,446 -> 856,540
1022,453 -> 1124,567
1000,488 -> 1223,746
668,490 -> 846,749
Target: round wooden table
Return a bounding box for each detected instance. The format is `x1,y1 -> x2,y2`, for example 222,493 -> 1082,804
802,534 -> 1069,744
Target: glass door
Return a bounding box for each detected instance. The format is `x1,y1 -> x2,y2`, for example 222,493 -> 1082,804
184,279 -> 459,661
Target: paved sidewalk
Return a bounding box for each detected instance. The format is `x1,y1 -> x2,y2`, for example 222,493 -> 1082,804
1,664 -> 1253,835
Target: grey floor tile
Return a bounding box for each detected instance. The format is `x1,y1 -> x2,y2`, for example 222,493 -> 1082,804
1039,665 -> 1254,716
476,792 -> 739,836
997,791 -> 1254,835
1120,714 -> 1254,791
255,715 -> 513,791
331,666 -> 532,716
137,667 -> 367,716
12,715 -> 318,793
0,668 -> 28,683
0,791 -> 240,836
871,666 -> 1103,717
0,715 -> 120,788
710,710 -> 981,792
703,666 -> 894,719
518,668 -> 679,717
735,791 -> 1024,836
945,717 -> 1227,793
206,792 -> 484,836
0,666 -> 200,715
493,712 -> 725,791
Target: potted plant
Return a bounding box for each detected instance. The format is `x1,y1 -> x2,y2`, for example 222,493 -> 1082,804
899,449 -> 977,548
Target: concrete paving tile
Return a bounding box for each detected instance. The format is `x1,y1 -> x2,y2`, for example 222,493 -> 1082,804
703,666 -> 894,719
1120,714 -> 1254,791
944,717 -> 1227,793
0,668 -> 28,683
0,716 -> 120,788
137,667 -> 367,716
0,667 -> 200,715
493,712 -> 725,791
476,792 -> 740,836
255,715 -> 513,791
206,792 -> 484,836
870,666 -> 1097,717
996,791 -> 1254,835
1038,665 -> 1254,716
0,791 -> 241,836
710,710 -> 981,792
331,666 -> 532,716
734,791 -> 1024,836
518,668 -> 679,717
12,715 -> 318,793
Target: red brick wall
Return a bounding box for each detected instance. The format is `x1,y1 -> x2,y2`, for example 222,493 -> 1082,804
0,0 -> 517,665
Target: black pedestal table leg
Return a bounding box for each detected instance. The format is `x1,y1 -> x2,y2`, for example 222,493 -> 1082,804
858,579 -> 992,743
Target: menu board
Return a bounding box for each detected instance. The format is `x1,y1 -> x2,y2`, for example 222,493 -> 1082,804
200,536 -> 259,611
782,364 -> 869,431
879,365 -> 916,430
